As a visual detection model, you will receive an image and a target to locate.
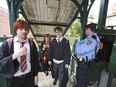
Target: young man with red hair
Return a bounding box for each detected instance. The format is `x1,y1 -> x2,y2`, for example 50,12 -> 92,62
0,20 -> 39,87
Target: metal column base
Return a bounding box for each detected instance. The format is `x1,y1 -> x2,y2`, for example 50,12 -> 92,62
99,69 -> 110,87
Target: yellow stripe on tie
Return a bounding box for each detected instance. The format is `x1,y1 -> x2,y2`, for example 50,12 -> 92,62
79,58 -> 82,61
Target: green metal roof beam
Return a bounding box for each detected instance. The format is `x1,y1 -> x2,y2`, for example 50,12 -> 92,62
98,0 -> 109,30
35,34 -> 56,37
70,0 -> 83,23
71,0 -> 95,39
28,20 -> 69,27
7,0 -> 16,35
97,30 -> 116,35
20,6 -> 37,42
62,10 -> 79,36
15,0 -> 24,18
63,0 -> 88,36
71,0 -> 95,24
6,0 -> 23,36
62,0 -> 85,36
107,15 -> 116,18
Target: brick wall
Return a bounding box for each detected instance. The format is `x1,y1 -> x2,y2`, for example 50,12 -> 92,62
0,8 -> 10,37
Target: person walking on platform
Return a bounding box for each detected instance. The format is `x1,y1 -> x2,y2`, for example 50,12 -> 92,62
0,19 -> 39,87
75,23 -> 100,87
47,26 -> 71,87
41,34 -> 51,76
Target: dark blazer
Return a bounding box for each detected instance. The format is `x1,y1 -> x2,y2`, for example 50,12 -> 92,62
0,38 -> 39,86
47,38 -> 71,64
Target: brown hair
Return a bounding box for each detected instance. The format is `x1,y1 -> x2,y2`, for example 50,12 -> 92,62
54,26 -> 63,32
44,34 -> 51,41
13,20 -> 29,34
85,23 -> 97,32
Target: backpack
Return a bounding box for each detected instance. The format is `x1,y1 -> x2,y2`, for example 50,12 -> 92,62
7,38 -> 33,49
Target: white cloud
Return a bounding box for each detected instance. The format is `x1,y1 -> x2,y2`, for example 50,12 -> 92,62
89,0 -> 101,23
0,0 -> 8,10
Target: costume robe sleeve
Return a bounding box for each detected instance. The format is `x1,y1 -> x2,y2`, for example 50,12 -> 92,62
30,41 -> 39,76
64,39 -> 71,64
0,41 -> 16,78
47,39 -> 54,61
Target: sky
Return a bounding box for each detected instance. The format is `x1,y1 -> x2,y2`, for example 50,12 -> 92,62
0,0 -> 8,10
89,0 -> 116,22
89,0 -> 101,22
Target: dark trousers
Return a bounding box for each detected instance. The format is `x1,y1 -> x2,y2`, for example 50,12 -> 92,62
62,68 -> 68,87
9,73 -> 35,87
53,62 -> 68,87
38,60 -> 49,72
76,62 -> 91,87
42,62 -> 49,72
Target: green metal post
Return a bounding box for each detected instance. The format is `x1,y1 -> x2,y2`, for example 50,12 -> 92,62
71,0 -> 95,40
0,1 -> 23,87
108,39 -> 116,74
7,0 -> 17,36
71,39 -> 78,73
0,37 -> 9,87
7,0 -> 23,36
98,0 -> 109,30
0,75 -> 7,87
71,0 -> 103,83
80,0 -> 88,40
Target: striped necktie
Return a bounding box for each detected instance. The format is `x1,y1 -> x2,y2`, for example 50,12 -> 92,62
20,42 -> 27,72
58,39 -> 60,43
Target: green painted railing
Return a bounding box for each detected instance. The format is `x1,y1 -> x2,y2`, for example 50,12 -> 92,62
0,37 -> 8,87
108,39 -> 116,74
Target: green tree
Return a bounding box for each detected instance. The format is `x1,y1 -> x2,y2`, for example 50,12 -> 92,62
70,19 -> 81,36
65,15 -> 94,37
88,14 -> 94,23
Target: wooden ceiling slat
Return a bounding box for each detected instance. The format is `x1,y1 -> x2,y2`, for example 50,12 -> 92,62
40,0 -> 44,21
21,0 -> 83,42
36,0 -> 40,20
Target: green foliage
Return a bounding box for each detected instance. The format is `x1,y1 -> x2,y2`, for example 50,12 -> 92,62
88,14 -> 95,23
65,14 -> 95,37
69,19 -> 81,36
65,15 -> 95,47
64,35 -> 80,48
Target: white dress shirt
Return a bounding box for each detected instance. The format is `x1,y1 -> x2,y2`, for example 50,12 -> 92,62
53,37 -> 64,64
13,36 -> 31,76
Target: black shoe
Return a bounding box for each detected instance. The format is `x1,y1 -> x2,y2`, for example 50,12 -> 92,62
53,79 -> 57,85
87,82 -> 93,86
45,71 -> 49,76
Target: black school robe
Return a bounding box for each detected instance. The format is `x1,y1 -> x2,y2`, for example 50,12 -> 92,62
0,39 -> 39,87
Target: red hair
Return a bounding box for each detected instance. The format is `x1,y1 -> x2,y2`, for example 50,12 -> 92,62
13,20 -> 29,34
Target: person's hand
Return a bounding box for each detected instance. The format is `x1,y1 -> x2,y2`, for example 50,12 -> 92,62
34,75 -> 38,86
48,61 -> 52,65
65,64 -> 69,69
12,47 -> 27,60
46,44 -> 50,48
43,45 -> 47,50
